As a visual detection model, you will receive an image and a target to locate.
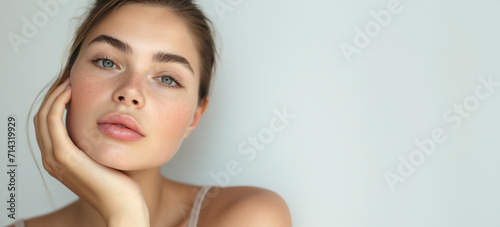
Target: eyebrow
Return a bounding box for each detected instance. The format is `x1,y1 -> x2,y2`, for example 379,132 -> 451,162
88,35 -> 132,54
153,52 -> 194,74
88,34 -> 194,74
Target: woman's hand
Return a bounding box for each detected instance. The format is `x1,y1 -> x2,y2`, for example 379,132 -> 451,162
34,79 -> 149,227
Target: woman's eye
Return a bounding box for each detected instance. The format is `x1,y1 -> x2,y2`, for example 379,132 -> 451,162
157,76 -> 178,87
95,59 -> 117,68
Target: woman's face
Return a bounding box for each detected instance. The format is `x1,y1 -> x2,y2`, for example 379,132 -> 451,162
66,4 -> 205,170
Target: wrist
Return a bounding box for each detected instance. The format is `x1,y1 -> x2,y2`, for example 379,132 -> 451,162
105,200 -> 149,227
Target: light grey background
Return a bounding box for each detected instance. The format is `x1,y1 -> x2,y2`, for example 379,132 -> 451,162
1,0 -> 500,226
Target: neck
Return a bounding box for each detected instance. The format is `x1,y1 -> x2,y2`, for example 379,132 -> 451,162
76,167 -> 166,227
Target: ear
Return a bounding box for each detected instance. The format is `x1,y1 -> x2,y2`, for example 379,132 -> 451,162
184,97 -> 209,139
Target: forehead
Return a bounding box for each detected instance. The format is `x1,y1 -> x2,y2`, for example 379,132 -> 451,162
83,3 -> 200,75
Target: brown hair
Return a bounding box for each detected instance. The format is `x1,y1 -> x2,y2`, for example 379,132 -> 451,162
42,0 -> 216,107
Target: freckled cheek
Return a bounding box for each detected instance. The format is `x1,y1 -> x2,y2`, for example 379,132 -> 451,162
67,70 -> 104,139
70,71 -> 106,109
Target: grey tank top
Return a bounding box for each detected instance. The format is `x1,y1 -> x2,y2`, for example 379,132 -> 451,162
13,185 -> 214,227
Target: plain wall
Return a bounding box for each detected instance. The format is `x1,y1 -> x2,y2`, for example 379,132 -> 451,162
1,0 -> 500,226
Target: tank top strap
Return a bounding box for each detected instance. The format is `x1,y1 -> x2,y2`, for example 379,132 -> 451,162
187,185 -> 215,227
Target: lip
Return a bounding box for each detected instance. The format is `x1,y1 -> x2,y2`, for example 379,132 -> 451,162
97,113 -> 145,141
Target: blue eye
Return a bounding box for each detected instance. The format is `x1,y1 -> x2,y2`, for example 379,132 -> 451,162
92,57 -> 117,69
99,59 -> 116,68
159,76 -> 178,86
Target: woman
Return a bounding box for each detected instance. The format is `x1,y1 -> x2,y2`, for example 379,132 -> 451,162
8,0 -> 291,226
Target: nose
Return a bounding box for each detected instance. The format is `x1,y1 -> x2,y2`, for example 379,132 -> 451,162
112,75 -> 145,108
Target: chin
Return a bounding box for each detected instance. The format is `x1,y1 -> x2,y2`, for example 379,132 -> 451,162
78,138 -> 178,171
85,141 -> 138,170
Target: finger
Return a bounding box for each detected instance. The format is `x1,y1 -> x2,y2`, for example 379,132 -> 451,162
38,79 -> 71,114
34,113 -> 58,174
47,86 -> 83,167
34,113 -> 53,174
37,80 -> 71,157
37,80 -> 71,174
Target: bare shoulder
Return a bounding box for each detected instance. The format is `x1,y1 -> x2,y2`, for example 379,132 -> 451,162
199,186 -> 292,227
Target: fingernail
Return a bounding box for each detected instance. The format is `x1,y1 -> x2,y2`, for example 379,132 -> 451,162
64,84 -> 71,91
